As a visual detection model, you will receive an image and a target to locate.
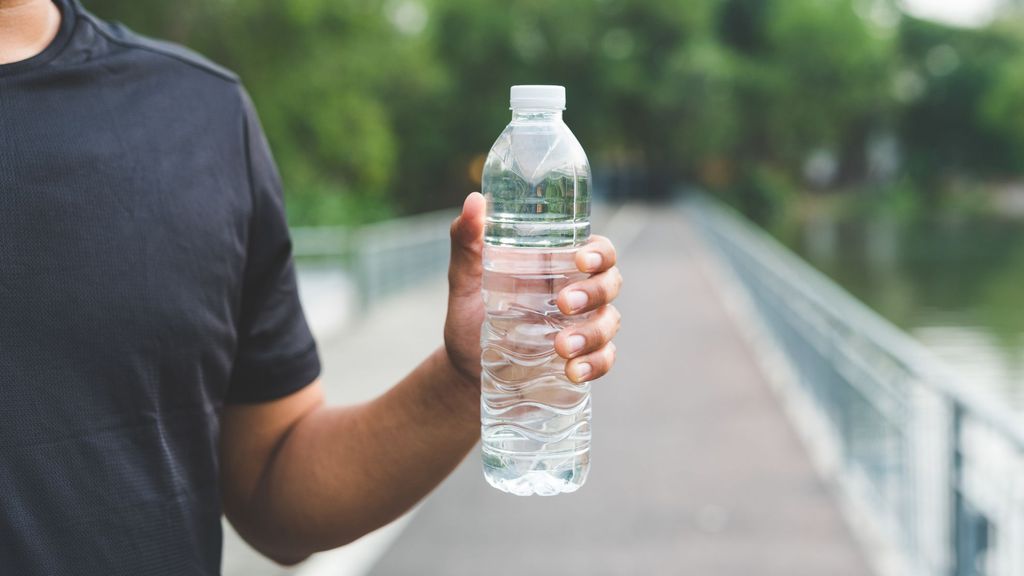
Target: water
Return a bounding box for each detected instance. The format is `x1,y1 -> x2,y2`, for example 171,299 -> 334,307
480,245 -> 591,496
775,210 -> 1024,412
481,107 -> 590,249
479,88 -> 592,495
484,172 -> 590,247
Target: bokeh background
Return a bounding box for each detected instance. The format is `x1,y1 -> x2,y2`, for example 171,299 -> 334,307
83,0 -> 1024,399
78,1 -> 1024,575
85,0 -> 1024,220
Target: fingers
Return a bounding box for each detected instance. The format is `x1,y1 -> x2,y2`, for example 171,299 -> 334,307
448,192 -> 486,298
566,342 -> 617,383
555,305 -> 621,360
557,265 -> 623,315
560,237 -> 622,383
575,235 -> 617,274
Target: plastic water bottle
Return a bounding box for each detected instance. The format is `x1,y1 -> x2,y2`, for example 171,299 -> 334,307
480,85 -> 592,496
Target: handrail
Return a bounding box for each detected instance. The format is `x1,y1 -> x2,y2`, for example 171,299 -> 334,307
291,208 -> 457,308
688,193 -> 1024,576
692,195 -> 1024,449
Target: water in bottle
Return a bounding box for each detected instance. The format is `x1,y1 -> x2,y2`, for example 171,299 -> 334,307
480,85 -> 592,496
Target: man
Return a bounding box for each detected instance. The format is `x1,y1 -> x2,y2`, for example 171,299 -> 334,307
0,0 -> 622,573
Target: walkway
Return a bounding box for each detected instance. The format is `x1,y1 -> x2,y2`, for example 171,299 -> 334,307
367,205 -> 873,575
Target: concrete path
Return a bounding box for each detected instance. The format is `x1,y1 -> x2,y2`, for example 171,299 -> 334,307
367,205 -> 874,576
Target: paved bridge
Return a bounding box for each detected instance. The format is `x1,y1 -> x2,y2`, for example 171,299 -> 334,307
367,204 -> 871,575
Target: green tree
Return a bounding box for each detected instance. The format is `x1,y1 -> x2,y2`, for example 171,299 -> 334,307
897,16 -> 1024,187
81,0 -> 1024,224
86,0 -> 448,224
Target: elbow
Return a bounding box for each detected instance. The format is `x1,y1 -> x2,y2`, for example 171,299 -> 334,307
258,534 -> 365,566
265,549 -> 311,567
245,530 -> 315,567
261,528 -> 368,565
224,509 -> 314,567
229,514 -> 364,567
223,485 -> 367,565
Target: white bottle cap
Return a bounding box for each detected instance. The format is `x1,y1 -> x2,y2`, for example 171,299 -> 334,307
510,85 -> 566,110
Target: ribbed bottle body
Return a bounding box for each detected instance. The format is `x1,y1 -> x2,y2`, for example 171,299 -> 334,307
480,97 -> 591,496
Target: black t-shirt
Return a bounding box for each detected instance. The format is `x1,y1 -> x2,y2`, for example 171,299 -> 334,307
0,1 -> 321,573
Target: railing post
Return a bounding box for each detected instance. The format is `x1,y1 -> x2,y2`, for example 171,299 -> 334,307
950,402 -> 966,576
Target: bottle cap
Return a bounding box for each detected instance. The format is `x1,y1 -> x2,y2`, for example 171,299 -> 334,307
510,85 -> 566,110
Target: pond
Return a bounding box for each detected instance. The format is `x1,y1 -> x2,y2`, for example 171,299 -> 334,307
775,211 -> 1024,411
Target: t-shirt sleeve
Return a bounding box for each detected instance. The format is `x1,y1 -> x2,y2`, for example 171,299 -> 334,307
226,90 -> 321,404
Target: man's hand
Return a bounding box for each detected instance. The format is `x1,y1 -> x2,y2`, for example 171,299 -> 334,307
444,192 -> 622,387
222,192 -> 621,565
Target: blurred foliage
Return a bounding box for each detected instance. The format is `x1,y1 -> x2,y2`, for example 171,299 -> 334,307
897,16 -> 1024,189
83,0 -> 1024,225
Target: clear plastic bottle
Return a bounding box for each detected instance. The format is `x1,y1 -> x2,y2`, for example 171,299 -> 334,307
480,85 -> 592,496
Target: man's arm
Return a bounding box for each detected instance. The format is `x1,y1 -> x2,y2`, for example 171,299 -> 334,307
220,350 -> 478,565
221,193 -> 622,564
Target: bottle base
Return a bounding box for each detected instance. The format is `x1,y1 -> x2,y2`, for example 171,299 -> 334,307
482,452 -> 589,496
483,470 -> 584,496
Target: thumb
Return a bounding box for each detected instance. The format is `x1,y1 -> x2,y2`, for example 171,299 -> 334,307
448,192 -> 485,296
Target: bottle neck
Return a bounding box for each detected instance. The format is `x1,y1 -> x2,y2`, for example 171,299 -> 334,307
511,108 -> 563,122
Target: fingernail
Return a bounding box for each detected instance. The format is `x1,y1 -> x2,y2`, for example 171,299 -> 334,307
565,291 -> 588,311
572,362 -> 592,382
567,334 -> 586,354
583,253 -> 602,271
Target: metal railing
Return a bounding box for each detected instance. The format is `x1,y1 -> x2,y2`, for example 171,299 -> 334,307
687,195 -> 1024,576
291,208 -> 456,308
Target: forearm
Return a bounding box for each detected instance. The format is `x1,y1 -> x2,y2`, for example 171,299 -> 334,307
235,347 -> 479,563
